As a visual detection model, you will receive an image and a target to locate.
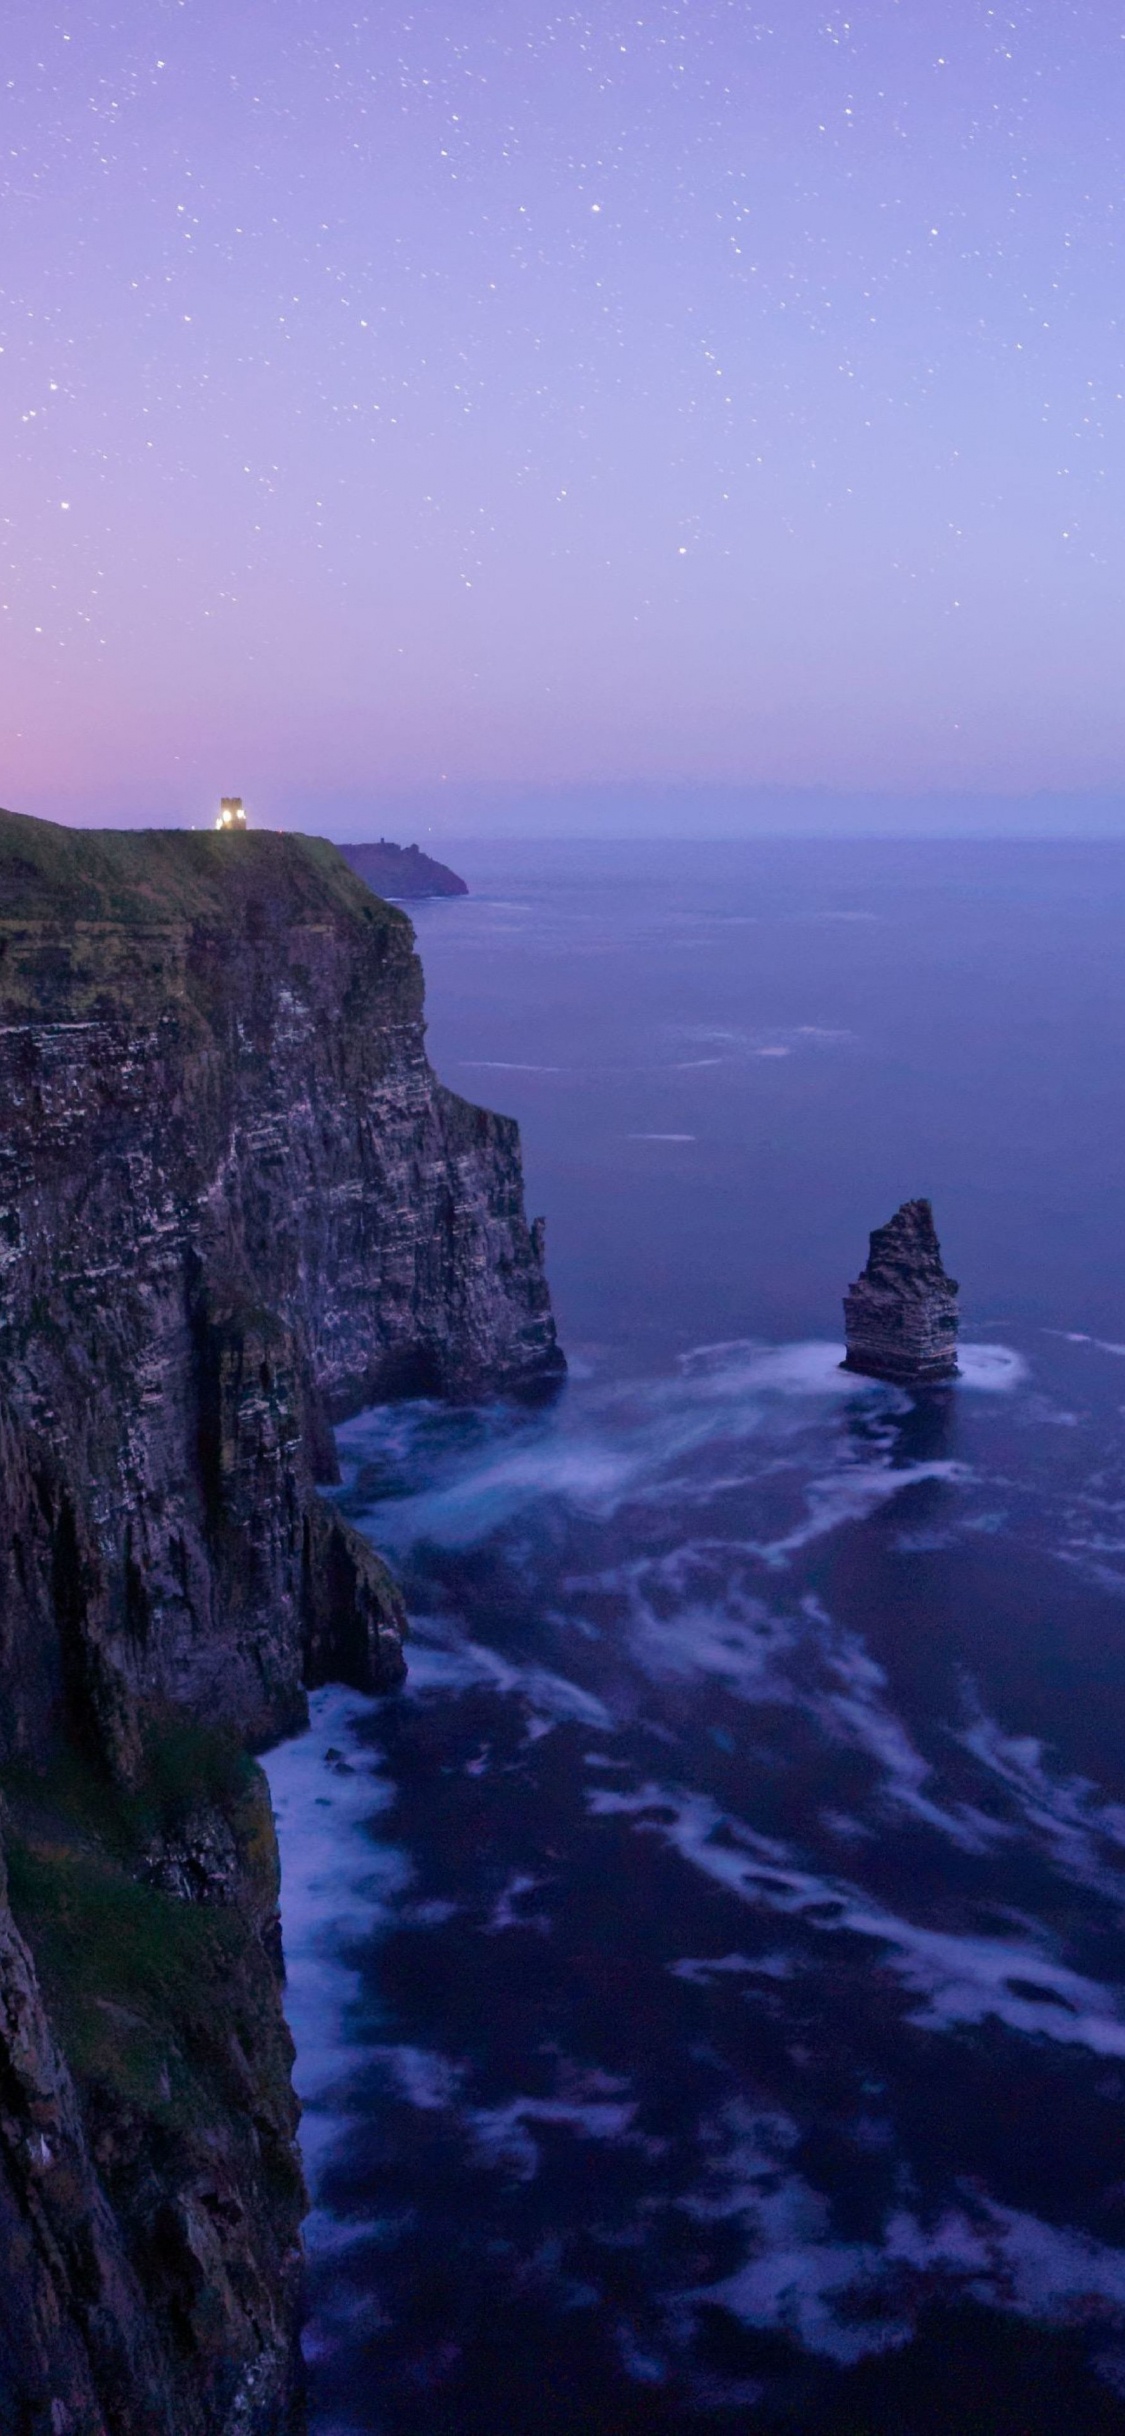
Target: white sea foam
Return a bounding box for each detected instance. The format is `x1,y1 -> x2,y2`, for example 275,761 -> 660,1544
598,1551 -> 1003,1849
671,1024 -> 747,1048
351,1345 -> 858,1552
684,2099 -> 1125,2363
587,1779 -> 1125,2058
633,1602 -> 792,1695
263,1688 -> 410,2196
369,2045 -> 465,2110
757,1458 -> 967,1563
678,2097 -> 1125,2364
361,1436 -> 636,1548
684,1336 -> 1023,1400
692,2208 -> 885,2361
671,1951 -> 796,1985
674,1336 -> 1022,1403
677,1339 -> 863,1398
467,2094 -> 640,2181
957,1342 -> 1028,1389
607,1556 -> 795,1702
486,1871 -> 554,1934
670,1022 -> 855,1062
402,1618 -> 612,1737
958,1703 -> 1125,1900
348,1335 -> 1025,1561
801,1599 -> 1002,1849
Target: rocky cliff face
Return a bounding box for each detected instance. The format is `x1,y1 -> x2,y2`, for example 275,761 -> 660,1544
0,807 -> 563,2432
842,1198 -> 959,1385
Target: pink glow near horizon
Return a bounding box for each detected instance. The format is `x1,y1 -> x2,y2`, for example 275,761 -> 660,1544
2,2 -> 1124,834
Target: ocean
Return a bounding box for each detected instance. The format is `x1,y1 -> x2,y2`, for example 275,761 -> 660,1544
264,838 -> 1125,2433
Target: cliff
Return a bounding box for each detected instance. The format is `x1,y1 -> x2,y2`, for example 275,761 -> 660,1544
335,839 -> 468,900
842,1198 -> 959,1385
0,806 -> 563,2432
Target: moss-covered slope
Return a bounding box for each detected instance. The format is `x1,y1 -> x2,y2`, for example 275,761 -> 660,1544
2,1722 -> 303,2435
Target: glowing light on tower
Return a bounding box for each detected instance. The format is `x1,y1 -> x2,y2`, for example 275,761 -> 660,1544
216,796 -> 248,831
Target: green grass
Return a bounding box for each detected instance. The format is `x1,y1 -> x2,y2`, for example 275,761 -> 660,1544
5,1715 -> 254,1859
6,1831 -> 246,2121
3,1719 -> 294,2156
0,800 -> 403,932
0,803 -> 414,1022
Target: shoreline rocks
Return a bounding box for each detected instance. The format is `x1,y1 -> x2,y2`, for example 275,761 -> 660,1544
842,1198 -> 960,1386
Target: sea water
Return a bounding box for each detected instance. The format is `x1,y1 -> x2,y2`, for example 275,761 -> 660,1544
265,840 -> 1125,2432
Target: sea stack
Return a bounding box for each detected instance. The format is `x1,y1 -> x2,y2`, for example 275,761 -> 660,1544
842,1198 -> 960,1385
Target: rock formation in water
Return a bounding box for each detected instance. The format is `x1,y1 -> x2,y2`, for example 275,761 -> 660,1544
842,1198 -> 959,1385
0,805 -> 562,2433
336,838 -> 468,899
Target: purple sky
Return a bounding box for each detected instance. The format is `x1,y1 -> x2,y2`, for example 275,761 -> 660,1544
2,2 -> 1124,833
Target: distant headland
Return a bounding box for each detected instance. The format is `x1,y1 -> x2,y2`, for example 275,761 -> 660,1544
336,837 -> 469,899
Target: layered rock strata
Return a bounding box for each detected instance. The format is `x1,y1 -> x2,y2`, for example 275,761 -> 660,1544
842,1198 -> 959,1385
0,806 -> 563,2432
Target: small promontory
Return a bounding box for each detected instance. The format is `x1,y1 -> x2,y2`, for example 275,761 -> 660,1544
336,837 -> 468,899
842,1198 -> 960,1385
0,806 -> 561,2432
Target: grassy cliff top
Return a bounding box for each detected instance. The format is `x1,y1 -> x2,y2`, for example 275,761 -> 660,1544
0,804 -> 406,936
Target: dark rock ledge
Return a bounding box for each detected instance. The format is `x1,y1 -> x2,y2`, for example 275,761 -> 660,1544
0,806 -> 563,2433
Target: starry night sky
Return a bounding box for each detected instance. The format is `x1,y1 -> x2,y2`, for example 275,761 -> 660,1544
2,2 -> 1123,832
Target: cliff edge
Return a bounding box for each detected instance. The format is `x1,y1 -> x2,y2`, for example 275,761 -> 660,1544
0,807 -> 563,2432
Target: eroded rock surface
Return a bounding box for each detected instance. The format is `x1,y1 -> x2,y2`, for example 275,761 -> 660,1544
0,807 -> 563,2432
842,1198 -> 959,1385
